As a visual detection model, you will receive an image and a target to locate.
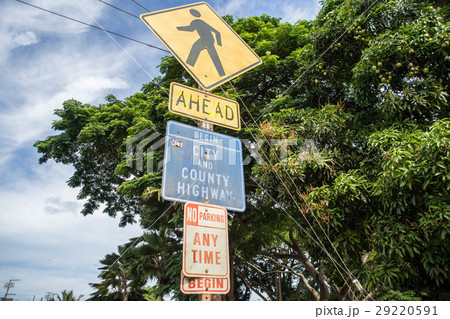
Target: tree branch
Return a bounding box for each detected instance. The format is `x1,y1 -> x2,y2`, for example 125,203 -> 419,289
265,255 -> 320,301
261,251 -> 300,260
234,267 -> 269,301
281,229 -> 330,300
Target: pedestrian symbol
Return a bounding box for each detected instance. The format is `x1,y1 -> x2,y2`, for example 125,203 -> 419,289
177,9 -> 225,77
140,2 -> 262,90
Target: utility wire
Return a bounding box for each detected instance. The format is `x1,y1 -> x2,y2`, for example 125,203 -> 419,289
129,0 -> 150,12
250,175 -> 351,276
221,0 -> 382,290
14,0 -> 170,53
229,81 -> 364,296
233,88 -> 371,298
228,93 -> 354,295
70,0 -> 168,93
237,0 -> 383,293
97,0 -> 139,19
250,176 -> 368,299
17,0 -> 379,299
227,0 -> 383,298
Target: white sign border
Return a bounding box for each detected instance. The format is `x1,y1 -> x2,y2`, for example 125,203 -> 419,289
180,273 -> 230,295
182,202 -> 229,278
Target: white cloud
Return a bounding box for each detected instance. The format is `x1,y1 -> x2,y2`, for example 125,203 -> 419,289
0,0 -> 105,63
11,31 -> 40,47
0,0 -> 165,302
44,197 -> 81,215
0,0 -> 165,167
0,162 -> 142,300
216,0 -> 321,23
281,0 -> 321,23
65,76 -> 129,101
0,37 -> 131,166
0,1 -> 161,301
4,0 -> 104,34
0,1 -> 165,186
216,0 -> 247,16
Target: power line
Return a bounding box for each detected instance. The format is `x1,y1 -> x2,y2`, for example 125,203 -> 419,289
14,0 -> 170,53
129,0 -> 150,13
227,88 -> 355,295
220,0 -> 383,290
225,0 -> 384,298
250,176 -> 370,299
71,0 -> 168,94
97,0 -> 139,19
84,0 -> 371,297
16,0 -> 379,299
228,85 -> 370,298
230,81 -> 359,287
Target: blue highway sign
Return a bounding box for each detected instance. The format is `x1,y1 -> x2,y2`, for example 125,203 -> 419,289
161,121 -> 245,212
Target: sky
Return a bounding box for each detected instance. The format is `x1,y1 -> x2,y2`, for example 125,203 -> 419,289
0,0 -> 320,301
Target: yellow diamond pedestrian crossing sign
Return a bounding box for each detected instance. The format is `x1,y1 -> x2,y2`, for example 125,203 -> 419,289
140,2 -> 262,90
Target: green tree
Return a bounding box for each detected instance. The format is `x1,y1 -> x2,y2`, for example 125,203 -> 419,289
35,0 -> 449,300
88,243 -> 148,301
142,286 -> 160,301
56,290 -> 83,301
250,0 -> 449,300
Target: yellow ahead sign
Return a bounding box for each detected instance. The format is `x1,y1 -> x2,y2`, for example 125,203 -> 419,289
169,83 -> 240,130
140,2 -> 262,90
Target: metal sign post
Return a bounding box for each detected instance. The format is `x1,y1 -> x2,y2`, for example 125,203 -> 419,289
141,1 -> 259,300
200,120 -> 227,301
